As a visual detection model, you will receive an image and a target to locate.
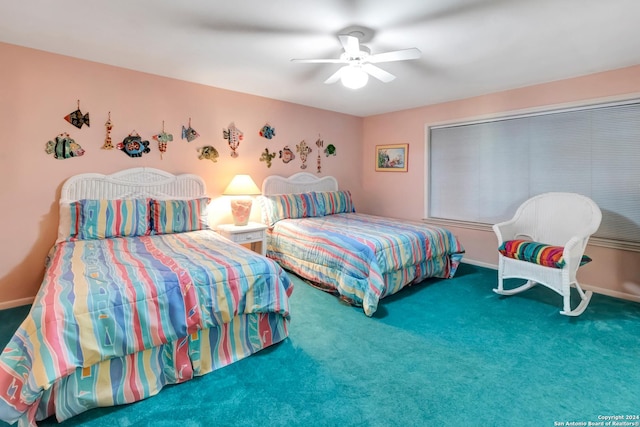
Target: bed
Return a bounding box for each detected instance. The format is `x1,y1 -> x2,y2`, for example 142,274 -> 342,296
259,172 -> 464,317
0,168 -> 293,426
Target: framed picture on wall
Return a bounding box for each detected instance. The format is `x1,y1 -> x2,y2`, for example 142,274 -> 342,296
375,144 -> 408,172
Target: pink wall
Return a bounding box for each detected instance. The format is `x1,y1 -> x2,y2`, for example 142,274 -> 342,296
2,41 -> 639,307
0,42 -> 363,307
361,65 -> 640,301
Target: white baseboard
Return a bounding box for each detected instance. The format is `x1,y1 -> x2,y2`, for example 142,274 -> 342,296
461,259 -> 640,304
461,258 -> 497,270
580,284 -> 640,304
0,297 -> 34,310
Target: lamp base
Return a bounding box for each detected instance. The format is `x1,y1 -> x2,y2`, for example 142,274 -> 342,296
230,198 -> 253,226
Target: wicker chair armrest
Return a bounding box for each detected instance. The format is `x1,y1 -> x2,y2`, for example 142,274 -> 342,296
493,219 -> 536,245
562,235 -> 591,269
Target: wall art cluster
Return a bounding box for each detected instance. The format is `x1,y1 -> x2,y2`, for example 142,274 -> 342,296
46,100 -> 89,160
46,100 -> 338,172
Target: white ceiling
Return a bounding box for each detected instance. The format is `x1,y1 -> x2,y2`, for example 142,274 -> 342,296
3,0 -> 640,117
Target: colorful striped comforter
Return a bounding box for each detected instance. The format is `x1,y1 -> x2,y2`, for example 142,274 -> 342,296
267,213 -> 464,316
0,230 -> 293,426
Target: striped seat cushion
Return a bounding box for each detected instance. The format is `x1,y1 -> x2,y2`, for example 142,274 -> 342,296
499,240 -> 592,269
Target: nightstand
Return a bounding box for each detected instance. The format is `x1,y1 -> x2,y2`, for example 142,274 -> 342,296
215,222 -> 268,256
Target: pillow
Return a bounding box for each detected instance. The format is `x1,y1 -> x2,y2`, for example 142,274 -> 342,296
151,198 -> 210,234
258,193 -> 320,227
71,198 -> 152,240
313,190 -> 356,215
56,201 -> 75,243
498,240 -> 592,269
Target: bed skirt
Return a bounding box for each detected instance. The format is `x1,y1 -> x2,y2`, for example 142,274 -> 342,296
27,312 -> 288,426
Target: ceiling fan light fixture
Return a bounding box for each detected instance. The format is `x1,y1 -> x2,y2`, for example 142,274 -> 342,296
340,65 -> 368,89
291,31 -> 419,87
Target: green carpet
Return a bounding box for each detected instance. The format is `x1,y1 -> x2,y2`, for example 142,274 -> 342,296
1,263 -> 639,426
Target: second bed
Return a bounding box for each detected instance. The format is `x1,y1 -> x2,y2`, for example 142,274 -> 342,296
259,173 -> 465,316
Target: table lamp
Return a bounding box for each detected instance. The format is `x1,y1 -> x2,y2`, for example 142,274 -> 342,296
222,174 -> 261,226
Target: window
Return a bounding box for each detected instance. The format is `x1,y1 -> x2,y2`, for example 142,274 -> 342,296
427,100 -> 640,250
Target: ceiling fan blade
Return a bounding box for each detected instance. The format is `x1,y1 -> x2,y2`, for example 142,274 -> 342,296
362,64 -> 396,83
367,48 -> 422,63
338,35 -> 360,56
324,67 -> 344,84
291,58 -> 347,64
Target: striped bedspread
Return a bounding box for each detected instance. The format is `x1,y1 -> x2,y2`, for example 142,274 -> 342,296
267,213 -> 464,316
0,230 -> 292,425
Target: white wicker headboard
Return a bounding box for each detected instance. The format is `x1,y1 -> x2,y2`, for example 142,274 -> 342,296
60,167 -> 207,203
261,172 -> 338,195
57,168 -> 207,243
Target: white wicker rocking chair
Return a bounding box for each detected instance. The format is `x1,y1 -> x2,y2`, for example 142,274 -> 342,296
493,192 -> 602,316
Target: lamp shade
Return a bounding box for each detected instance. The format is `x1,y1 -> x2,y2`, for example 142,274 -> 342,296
223,175 -> 261,226
222,174 -> 261,196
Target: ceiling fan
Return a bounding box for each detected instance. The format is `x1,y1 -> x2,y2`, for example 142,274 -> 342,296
291,31 -> 421,89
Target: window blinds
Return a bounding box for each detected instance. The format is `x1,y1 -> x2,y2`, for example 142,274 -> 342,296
428,101 -> 640,245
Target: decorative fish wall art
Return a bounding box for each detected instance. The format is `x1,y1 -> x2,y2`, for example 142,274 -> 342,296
45,132 -> 85,159
223,122 -> 243,157
316,137 -> 323,173
259,123 -> 276,140
279,146 -> 295,163
296,140 -> 312,169
153,121 -> 173,159
65,100 -> 90,129
153,131 -> 173,158
117,131 -> 150,158
182,118 -> 199,142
